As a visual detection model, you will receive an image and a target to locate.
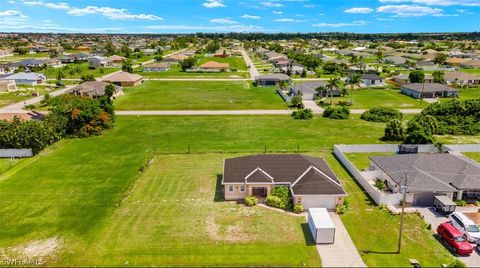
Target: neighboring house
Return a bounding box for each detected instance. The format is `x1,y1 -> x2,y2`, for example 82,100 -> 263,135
41,58 -> 62,67
214,50 -> 228,58
416,60 -> 438,70
108,55 -> 127,64
101,71 -> 143,87
19,59 -> 44,69
1,72 -> 46,86
0,49 -> 14,58
0,80 -> 17,93
222,154 -> 347,209
59,55 -> 76,64
460,60 -> 480,69
290,81 -> 340,100
143,62 -> 170,72
88,56 -> 110,69
74,53 -> 90,62
393,73 -> 434,85
400,83 -> 458,99
166,54 -> 188,62
280,64 -> 305,75
444,71 -> 480,85
255,74 -> 291,86
359,73 -> 385,87
445,57 -> 468,67
369,154 -> 480,206
0,63 -> 17,75
383,56 -> 407,66
199,61 -> 229,72
68,81 -> 123,99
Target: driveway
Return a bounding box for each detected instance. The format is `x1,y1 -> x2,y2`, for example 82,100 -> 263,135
302,100 -> 323,113
314,212 -> 366,267
418,207 -> 480,267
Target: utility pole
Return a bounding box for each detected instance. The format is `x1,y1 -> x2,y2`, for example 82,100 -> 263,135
397,172 -> 408,254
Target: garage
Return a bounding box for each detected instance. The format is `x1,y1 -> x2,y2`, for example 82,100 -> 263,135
413,192 -> 436,206
300,195 -> 337,210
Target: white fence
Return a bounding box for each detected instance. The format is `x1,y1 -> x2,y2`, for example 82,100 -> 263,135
0,149 -> 33,158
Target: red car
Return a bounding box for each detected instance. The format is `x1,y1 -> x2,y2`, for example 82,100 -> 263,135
437,222 -> 473,255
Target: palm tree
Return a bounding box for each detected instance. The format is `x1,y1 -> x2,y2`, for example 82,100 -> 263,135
346,73 -> 361,105
375,48 -> 384,72
278,80 -> 288,91
326,76 -> 340,105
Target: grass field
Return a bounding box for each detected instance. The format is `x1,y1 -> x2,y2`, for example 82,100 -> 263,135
114,81 -> 286,110
39,63 -> 120,79
0,53 -> 49,63
318,88 -> 429,109
344,152 -> 396,170
458,87 -> 480,100
464,153 -> 480,163
0,87 -> 52,108
135,64 -> 249,78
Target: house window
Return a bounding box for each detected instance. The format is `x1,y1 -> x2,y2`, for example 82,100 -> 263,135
240,186 -> 245,192
228,185 -> 234,192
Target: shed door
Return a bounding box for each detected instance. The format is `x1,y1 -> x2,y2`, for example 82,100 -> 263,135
413,192 -> 435,206
302,196 -> 336,209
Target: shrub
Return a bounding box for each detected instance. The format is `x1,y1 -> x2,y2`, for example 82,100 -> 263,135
336,204 -> 346,215
291,108 -> 313,120
383,119 -> 405,141
374,179 -> 386,191
290,95 -> 303,108
266,195 -> 284,208
323,106 -> 349,120
361,107 -> 402,123
244,195 -> 258,206
455,200 -> 467,207
404,115 -> 438,144
343,197 -> 350,209
294,204 -> 304,213
447,259 -> 467,268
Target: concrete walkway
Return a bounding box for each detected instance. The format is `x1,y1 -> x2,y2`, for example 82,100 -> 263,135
315,212 -> 366,267
303,100 -> 323,113
240,49 -> 259,79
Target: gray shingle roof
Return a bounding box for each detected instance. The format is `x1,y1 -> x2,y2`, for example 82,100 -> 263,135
402,83 -> 456,93
370,154 -> 480,192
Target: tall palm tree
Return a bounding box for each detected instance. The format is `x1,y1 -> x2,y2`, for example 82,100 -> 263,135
347,73 -> 361,105
326,75 -> 340,105
375,48 -> 384,72
278,80 -> 288,91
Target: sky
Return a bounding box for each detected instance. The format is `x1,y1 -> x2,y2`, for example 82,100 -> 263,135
0,0 -> 479,34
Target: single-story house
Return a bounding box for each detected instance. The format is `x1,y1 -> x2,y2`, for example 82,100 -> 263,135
460,60 -> 480,69
369,153 -> 480,206
280,64 -> 305,75
74,53 -> 90,62
444,71 -> 480,85
166,54 -> 188,62
88,56 -> 111,69
19,59 -> 44,69
383,56 -> 407,66
393,73 -> 433,85
199,61 -> 229,72
41,58 -> 62,67
445,57 -> 468,67
255,74 -> 291,86
101,71 -> 143,87
59,55 -> 76,64
222,154 -> 347,209
416,60 -> 438,70
0,80 -> 17,93
359,73 -> 385,87
290,81 -> 340,100
108,55 -> 126,64
143,62 -> 170,72
1,72 -> 46,86
400,83 -> 458,99
68,81 -> 123,99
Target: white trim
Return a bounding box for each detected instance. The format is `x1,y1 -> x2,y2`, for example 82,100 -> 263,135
244,167 -> 275,183
291,166 -> 315,187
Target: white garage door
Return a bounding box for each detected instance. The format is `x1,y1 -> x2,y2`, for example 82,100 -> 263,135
302,93 -> 314,100
301,196 -> 336,209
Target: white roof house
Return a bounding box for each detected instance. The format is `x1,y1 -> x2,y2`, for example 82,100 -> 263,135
1,72 -> 46,86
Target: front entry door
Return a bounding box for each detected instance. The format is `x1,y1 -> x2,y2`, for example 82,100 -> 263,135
252,187 -> 267,197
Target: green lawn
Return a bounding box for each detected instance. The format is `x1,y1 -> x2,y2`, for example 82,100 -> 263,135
114,80 -> 286,110
0,53 -> 49,63
458,87 -> 480,100
197,56 -> 247,71
319,88 -> 429,109
39,63 -> 120,79
135,64 -> 249,78
464,152 -> 480,163
460,69 -> 480,76
0,87 -> 52,108
344,152 -> 396,171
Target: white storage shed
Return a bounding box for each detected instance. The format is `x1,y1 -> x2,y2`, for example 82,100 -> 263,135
308,208 -> 335,244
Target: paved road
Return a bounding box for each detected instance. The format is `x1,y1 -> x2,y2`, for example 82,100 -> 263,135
240,49 -> 259,79
144,78 -> 251,81
315,212 -> 366,267
0,85 -> 76,113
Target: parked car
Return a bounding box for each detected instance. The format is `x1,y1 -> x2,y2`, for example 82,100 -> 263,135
448,212 -> 480,243
437,222 -> 473,255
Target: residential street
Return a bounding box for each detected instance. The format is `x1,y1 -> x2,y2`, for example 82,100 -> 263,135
240,48 -> 259,79
0,85 -> 75,113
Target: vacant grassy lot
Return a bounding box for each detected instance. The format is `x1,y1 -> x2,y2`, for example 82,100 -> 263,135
136,65 -> 249,79
319,89 -> 429,109
114,81 -> 286,110
40,63 -> 119,79
459,87 -> 480,100
198,56 -> 247,70
0,87 -> 53,108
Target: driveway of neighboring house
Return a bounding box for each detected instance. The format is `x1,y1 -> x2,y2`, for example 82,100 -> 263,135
418,207 -> 480,267
302,100 -> 323,113
314,212 -> 366,267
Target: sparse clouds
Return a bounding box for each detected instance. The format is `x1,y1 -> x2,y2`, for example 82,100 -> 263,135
145,24 -> 264,32
377,5 -> 443,16
202,0 -> 226,8
210,18 -> 238,24
344,7 -> 374,13
312,20 -> 369,28
273,18 -> 306,22
0,9 -> 29,19
68,6 -> 162,20
272,11 -> 283,14
261,1 -> 283,7
23,1 -> 70,10
241,14 -> 261,19
378,0 -> 480,6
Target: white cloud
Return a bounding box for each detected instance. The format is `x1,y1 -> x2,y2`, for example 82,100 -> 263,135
144,24 -> 264,32
377,17 -> 394,20
210,18 -> 238,24
312,20 -> 369,28
23,1 -> 70,10
273,18 -> 306,22
241,14 -> 261,19
67,6 -> 162,20
202,0 -> 226,8
261,1 -> 284,7
344,7 -> 374,13
0,9 -> 29,18
376,5 -> 443,16
378,0 -> 480,6
272,11 -> 283,14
